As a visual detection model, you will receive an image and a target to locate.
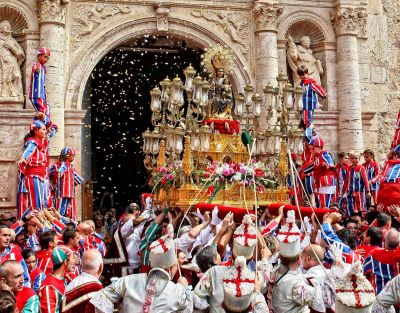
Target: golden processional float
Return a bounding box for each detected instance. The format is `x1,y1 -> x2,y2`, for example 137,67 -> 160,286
142,45 -> 305,213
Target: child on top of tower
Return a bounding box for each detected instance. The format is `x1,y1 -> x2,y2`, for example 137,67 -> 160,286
297,65 -> 327,128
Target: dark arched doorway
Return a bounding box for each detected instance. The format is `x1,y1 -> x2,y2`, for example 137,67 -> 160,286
82,35 -> 202,214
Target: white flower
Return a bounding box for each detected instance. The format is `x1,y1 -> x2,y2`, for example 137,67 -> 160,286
216,167 -> 223,175
232,173 -> 242,181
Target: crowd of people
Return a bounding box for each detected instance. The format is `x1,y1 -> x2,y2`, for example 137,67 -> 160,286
1,47 -> 400,313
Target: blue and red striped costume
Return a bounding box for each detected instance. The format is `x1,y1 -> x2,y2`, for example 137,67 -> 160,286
0,244 -> 30,287
299,127 -> 315,200
376,159 -> 400,211
49,161 -> 84,219
300,78 -> 327,127
313,151 -> 336,208
362,160 -> 380,205
21,138 -> 48,211
321,223 -> 361,265
29,61 -> 49,116
342,165 -> 370,215
335,163 -> 348,212
29,267 -> 46,293
363,248 -> 400,294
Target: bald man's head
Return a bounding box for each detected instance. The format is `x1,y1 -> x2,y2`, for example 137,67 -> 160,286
77,222 -> 91,236
385,228 -> 400,250
81,249 -> 103,278
0,260 -> 24,293
301,245 -> 325,270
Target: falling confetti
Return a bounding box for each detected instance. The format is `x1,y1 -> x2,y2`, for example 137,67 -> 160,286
87,35 -> 202,209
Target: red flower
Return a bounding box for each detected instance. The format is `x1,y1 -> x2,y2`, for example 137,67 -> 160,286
161,177 -> 167,185
207,186 -> 215,196
254,168 -> 265,177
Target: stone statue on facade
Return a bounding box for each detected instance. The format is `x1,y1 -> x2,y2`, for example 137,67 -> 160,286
287,35 -> 323,87
0,20 -> 25,101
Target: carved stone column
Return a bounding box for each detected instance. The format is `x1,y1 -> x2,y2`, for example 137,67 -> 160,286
253,2 -> 283,131
331,6 -> 367,152
38,0 -> 69,154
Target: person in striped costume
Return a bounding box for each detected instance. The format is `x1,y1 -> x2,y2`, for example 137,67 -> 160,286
36,230 -> 58,275
309,137 -> 336,208
299,126 -> 316,206
29,47 -> 50,118
0,260 -> 39,313
17,120 -> 48,212
50,147 -> 84,220
297,65 -> 327,128
376,145 -> 400,211
362,149 -> 380,207
0,226 -> 30,287
341,152 -> 371,216
335,152 -> 349,214
22,249 -> 46,293
38,247 -> 76,313
363,228 -> 400,294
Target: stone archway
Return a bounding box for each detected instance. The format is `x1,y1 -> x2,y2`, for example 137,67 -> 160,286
65,16 -> 253,111
65,16 -> 252,214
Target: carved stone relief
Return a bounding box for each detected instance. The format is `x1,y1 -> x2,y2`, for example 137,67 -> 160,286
330,6 -> 368,37
71,4 -> 132,51
253,4 -> 283,32
191,9 -> 249,57
0,20 -> 25,102
39,0 -> 69,25
154,4 -> 169,31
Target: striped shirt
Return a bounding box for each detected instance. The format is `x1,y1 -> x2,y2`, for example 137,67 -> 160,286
362,161 -> 380,191
313,151 -> 336,188
363,248 -> 400,294
38,275 -> 66,313
300,78 -> 327,111
381,160 -> 400,183
342,165 -> 370,193
29,61 -> 47,99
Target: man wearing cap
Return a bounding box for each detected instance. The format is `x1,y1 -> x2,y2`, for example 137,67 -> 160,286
310,136 -> 336,208
271,211 -> 319,313
90,224 -> 192,312
38,247 -> 76,313
50,147 -> 84,220
0,260 -> 39,313
376,145 -> 400,211
62,249 -> 103,313
193,214 -> 271,313
29,47 -> 50,117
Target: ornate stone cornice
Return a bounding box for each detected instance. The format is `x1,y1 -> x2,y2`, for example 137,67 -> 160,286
39,0 -> 69,25
253,3 -> 283,33
330,6 -> 367,37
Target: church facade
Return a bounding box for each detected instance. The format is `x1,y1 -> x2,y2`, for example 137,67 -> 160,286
0,0 -> 398,216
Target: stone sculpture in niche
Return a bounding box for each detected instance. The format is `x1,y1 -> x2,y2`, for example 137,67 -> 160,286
287,35 -> 323,86
0,20 -> 25,101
